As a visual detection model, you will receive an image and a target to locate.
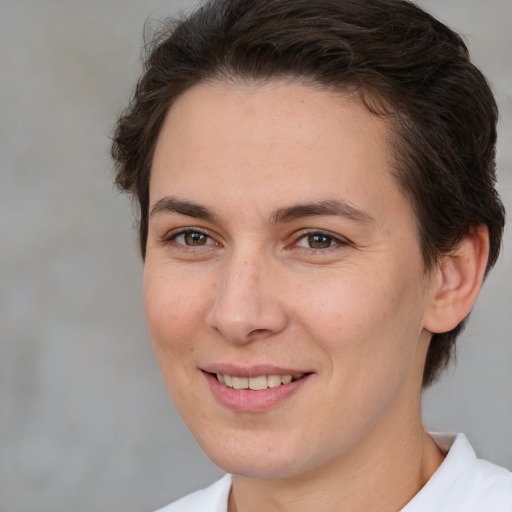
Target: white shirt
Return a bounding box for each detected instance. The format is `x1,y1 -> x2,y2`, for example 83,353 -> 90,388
155,433 -> 512,512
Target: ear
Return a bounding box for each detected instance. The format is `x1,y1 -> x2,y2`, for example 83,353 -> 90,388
424,225 -> 490,334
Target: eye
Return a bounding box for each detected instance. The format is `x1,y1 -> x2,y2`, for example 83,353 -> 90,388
294,231 -> 348,250
169,230 -> 216,246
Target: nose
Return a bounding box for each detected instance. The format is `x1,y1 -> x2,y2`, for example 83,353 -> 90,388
206,251 -> 289,343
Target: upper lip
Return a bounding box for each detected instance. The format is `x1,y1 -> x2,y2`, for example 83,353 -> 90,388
201,364 -> 313,378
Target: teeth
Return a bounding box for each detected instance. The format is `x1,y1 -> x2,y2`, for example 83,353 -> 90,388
280,375 -> 292,384
267,375 -> 282,388
248,375 -> 268,390
232,376 -> 249,390
215,373 -> 304,390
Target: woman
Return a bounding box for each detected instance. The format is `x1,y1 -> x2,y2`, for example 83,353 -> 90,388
112,0 -> 511,510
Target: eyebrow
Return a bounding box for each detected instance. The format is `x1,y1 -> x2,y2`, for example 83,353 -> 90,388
149,196 -> 375,225
149,196 -> 217,221
270,200 -> 376,225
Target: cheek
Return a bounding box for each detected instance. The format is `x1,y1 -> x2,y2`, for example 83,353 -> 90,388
142,266 -> 215,417
296,272 -> 391,336
143,266 -> 208,360
298,264 -> 427,373
300,269 -> 428,432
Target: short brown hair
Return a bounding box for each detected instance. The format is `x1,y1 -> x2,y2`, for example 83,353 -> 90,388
112,0 -> 505,387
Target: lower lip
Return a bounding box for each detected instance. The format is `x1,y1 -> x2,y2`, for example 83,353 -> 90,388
204,372 -> 311,413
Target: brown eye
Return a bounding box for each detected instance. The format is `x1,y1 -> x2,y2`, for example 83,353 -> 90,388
184,232 -> 208,245
171,230 -> 214,246
294,231 -> 348,250
307,234 -> 333,249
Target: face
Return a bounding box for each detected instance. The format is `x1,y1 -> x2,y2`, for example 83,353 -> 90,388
144,81 -> 437,479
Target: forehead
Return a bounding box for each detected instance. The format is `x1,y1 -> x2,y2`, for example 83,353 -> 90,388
150,80 -> 406,224
156,80 -> 392,156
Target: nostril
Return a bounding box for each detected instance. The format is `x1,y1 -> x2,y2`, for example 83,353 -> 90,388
248,328 -> 272,337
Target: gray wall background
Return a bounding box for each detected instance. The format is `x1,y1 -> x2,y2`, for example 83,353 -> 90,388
1,0 -> 510,510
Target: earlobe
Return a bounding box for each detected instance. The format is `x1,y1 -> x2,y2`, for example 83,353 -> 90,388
424,225 -> 490,334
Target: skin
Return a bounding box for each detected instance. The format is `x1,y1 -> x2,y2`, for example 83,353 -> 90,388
143,80 -> 478,511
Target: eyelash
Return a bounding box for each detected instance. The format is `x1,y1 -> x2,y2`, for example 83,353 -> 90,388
291,230 -> 350,251
162,228 -> 349,252
163,228 -> 218,247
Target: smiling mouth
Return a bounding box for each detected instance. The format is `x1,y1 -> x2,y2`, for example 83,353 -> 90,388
213,373 -> 306,391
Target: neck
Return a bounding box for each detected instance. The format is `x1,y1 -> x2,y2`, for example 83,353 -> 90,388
229,412 -> 444,512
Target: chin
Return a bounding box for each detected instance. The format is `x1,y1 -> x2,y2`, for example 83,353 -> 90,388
212,453 -> 304,479
195,429 -> 319,479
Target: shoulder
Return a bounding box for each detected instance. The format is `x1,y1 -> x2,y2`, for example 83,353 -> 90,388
403,433 -> 512,512
154,474 -> 232,512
